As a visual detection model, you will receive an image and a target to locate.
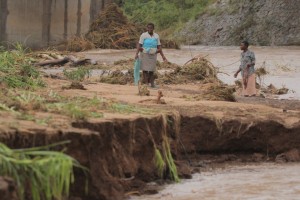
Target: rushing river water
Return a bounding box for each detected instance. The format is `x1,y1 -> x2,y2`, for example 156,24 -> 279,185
129,163 -> 300,200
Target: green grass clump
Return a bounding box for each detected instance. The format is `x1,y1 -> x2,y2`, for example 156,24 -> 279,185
154,148 -> 165,178
0,44 -> 45,89
63,67 -> 90,81
163,136 -> 180,182
110,102 -> 153,114
0,88 -> 151,122
154,136 -> 180,182
0,141 -> 87,200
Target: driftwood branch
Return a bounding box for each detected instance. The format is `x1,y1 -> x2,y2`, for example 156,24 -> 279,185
34,54 -> 96,67
184,54 -> 209,66
35,57 -> 70,66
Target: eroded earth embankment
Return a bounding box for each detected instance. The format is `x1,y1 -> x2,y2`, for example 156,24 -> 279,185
1,100 -> 300,200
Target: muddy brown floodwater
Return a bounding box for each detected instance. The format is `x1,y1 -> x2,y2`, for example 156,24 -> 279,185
130,163 -> 300,200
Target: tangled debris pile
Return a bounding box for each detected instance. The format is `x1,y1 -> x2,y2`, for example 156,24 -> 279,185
86,4 -> 143,49
32,51 -> 96,68
99,69 -> 134,85
98,56 -> 218,85
264,84 -> 289,95
100,57 -> 219,85
63,36 -> 95,52
57,4 -> 178,52
192,84 -> 236,102
157,56 -> 217,85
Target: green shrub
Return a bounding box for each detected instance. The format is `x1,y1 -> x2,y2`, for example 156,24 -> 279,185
122,0 -> 216,37
63,67 -> 90,81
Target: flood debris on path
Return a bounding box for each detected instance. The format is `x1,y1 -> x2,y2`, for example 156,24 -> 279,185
55,3 -> 178,52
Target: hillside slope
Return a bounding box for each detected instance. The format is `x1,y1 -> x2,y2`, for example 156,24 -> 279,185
177,0 -> 300,46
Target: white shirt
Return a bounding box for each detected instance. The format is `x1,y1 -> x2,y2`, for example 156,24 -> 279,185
139,32 -> 161,45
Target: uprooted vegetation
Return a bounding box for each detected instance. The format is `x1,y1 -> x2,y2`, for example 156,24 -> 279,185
58,4 -> 178,52
98,56 -> 218,85
86,4 -> 143,49
157,56 -> 217,85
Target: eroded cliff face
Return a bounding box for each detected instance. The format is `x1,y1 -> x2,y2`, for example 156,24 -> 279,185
1,103 -> 300,199
178,0 -> 300,46
0,113 -> 181,200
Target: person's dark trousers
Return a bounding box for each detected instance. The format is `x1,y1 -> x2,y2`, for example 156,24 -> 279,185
143,71 -> 155,86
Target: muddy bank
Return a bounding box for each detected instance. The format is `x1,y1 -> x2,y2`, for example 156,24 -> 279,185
1,101 -> 300,199
0,177 -> 18,200
0,113 -> 180,200
180,110 -> 300,155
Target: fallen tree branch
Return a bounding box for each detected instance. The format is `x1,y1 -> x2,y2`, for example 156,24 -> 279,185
35,57 -> 70,67
35,57 -> 70,66
183,54 -> 209,66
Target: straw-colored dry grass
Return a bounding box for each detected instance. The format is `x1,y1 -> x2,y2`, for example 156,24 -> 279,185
157,57 -> 218,84
99,69 -> 134,85
64,36 -> 95,52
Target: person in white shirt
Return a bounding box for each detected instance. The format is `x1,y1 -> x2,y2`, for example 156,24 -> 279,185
135,23 -> 167,88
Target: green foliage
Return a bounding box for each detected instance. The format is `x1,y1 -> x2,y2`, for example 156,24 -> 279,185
163,136 -> 180,182
46,101 -> 89,120
0,44 -> 45,89
0,141 -> 87,200
0,87 -> 152,121
0,103 -> 18,113
154,136 -> 180,182
110,102 -> 153,114
16,92 -> 44,104
63,67 -> 90,81
64,103 -> 88,120
122,0 -> 216,37
154,148 -> 165,178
